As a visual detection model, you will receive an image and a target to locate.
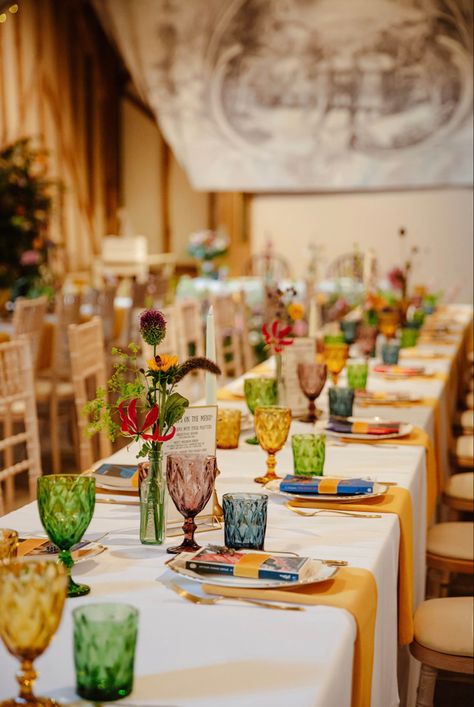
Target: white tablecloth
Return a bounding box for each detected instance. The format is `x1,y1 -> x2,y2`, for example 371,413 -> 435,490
0,305 -> 471,707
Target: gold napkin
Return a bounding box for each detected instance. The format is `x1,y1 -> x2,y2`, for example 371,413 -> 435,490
204,567 -> 377,707
287,487 -> 414,646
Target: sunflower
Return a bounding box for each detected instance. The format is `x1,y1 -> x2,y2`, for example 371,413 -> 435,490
147,354 -> 178,372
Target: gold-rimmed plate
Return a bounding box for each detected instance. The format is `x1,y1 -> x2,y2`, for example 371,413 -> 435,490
265,478 -> 389,503
165,549 -> 338,589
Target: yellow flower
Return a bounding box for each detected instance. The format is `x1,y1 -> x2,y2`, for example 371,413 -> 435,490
287,302 -> 305,321
147,354 -> 179,372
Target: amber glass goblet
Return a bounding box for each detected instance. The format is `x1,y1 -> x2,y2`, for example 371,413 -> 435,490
378,308 -> 400,341
0,529 -> 18,561
297,363 -> 327,422
37,475 -> 96,598
323,342 -> 349,385
243,377 -> 278,444
254,406 -> 292,485
166,454 -> 217,554
356,324 -> 378,359
0,559 -> 67,707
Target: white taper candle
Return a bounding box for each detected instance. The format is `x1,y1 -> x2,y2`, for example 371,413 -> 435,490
205,305 -> 217,405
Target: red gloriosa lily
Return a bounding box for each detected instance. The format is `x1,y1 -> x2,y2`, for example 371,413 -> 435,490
118,399 -> 176,442
262,320 -> 293,354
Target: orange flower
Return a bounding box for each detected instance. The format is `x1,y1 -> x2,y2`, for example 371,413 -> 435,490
147,354 -> 178,372
287,302 -> 305,321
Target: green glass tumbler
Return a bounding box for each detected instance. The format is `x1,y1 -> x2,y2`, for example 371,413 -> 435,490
347,362 -> 369,390
244,377 -> 278,445
291,434 -> 326,476
37,475 -> 95,598
73,603 -> 138,701
400,327 -> 419,349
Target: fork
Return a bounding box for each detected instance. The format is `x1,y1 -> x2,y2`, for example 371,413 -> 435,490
167,582 -> 304,611
286,503 -> 382,519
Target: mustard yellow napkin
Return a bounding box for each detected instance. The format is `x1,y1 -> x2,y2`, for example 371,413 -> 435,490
339,426 -> 440,522
288,487 -> 414,646
217,388 -> 244,402
204,567 -> 377,707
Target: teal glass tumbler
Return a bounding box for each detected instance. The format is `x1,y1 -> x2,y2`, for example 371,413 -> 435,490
347,362 -> 369,390
400,328 -> 419,348
328,387 -> 355,418
73,603 -> 139,701
223,493 -> 268,550
340,320 -> 358,345
381,342 -> 401,365
291,434 -> 326,476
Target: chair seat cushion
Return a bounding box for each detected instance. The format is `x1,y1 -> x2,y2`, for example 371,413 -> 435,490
445,472 -> 474,501
414,597 -> 474,657
35,378 -> 74,400
466,392 -> 474,410
455,435 -> 474,461
427,522 -> 474,561
458,410 -> 474,431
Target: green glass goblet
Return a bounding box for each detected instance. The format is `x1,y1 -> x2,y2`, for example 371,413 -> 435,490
243,377 -> 278,445
37,475 -> 96,598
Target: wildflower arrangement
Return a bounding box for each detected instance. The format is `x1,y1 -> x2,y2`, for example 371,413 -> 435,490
187,229 -> 229,262
86,309 -> 221,459
262,320 -> 293,355
0,138 -> 61,299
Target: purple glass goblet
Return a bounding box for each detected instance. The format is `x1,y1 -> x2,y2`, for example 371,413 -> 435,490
356,324 -> 378,359
166,454 -> 217,554
297,363 -> 327,423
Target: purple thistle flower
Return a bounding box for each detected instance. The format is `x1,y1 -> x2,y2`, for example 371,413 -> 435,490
139,309 -> 166,347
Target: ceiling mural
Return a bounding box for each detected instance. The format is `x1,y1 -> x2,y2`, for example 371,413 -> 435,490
94,0 -> 473,191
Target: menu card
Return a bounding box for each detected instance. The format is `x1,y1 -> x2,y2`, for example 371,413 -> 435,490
280,338 -> 316,415
164,405 -> 218,532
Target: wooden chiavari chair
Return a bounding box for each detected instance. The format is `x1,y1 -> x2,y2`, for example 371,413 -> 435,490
178,300 -> 204,358
36,293 -> 81,474
211,295 -> 245,380
0,338 -> 42,511
12,295 -> 48,369
68,317 -> 112,471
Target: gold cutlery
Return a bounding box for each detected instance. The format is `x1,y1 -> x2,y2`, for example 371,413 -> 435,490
286,503 -> 382,519
95,497 -> 140,507
167,582 -> 305,611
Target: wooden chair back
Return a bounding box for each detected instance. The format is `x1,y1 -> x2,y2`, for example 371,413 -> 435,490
68,317 -> 112,470
211,295 -> 245,379
178,300 -> 204,358
326,252 -> 364,281
241,253 -> 291,281
0,338 -> 42,511
12,295 -> 48,369
53,292 -> 82,378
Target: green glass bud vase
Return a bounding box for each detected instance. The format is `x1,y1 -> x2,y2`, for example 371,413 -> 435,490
139,447 -> 166,545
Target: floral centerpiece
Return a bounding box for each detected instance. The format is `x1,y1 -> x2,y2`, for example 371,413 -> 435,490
262,319 -> 293,396
86,309 -> 220,545
187,229 -> 229,278
0,138 -> 61,304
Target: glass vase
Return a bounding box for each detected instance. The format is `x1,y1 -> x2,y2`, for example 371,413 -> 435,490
139,447 -> 166,545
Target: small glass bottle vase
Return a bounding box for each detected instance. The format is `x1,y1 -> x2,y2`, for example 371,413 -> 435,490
139,447 -> 166,545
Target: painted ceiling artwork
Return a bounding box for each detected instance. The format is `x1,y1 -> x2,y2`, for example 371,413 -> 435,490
94,0 -> 473,191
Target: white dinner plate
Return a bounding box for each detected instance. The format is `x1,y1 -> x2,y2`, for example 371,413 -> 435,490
166,549 -> 338,589
326,418 -> 413,440
355,391 -> 421,404
265,478 -> 389,503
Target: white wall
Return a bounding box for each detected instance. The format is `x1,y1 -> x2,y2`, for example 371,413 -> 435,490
251,189 -> 473,303
120,99 -> 163,252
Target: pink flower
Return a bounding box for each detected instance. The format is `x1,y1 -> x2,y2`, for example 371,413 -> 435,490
118,399 -> 176,442
20,250 -> 40,266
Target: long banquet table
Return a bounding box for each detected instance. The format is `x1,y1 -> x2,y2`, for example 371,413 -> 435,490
0,305 -> 472,707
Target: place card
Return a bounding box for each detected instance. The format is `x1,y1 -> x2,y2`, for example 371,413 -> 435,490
280,338 -> 316,415
163,405 -> 218,533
